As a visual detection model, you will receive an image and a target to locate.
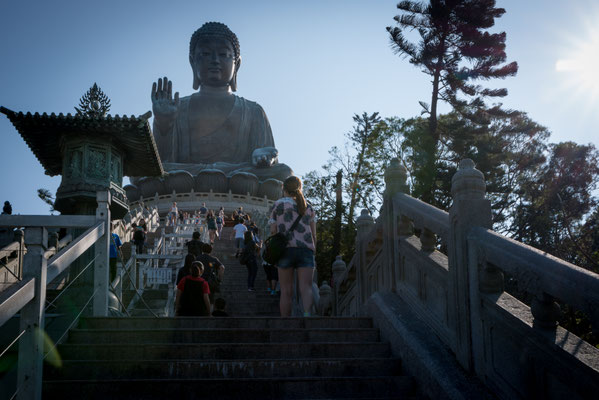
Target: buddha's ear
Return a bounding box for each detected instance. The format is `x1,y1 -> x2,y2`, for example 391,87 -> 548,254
190,55 -> 200,90
230,56 -> 242,92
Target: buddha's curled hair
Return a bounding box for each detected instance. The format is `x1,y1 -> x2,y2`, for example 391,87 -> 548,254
190,22 -> 240,60
283,176 -> 307,216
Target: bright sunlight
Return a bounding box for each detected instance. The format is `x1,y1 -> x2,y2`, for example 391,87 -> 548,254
555,23 -> 599,101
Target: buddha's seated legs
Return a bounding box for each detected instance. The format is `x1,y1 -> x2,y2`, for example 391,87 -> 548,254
162,162 -> 293,183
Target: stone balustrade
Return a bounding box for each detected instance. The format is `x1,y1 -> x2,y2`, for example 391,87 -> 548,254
332,158 -> 599,400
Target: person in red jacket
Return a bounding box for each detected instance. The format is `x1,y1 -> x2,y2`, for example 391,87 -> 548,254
175,262 -> 211,316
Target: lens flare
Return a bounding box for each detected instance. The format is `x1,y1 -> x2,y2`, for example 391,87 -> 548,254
555,23 -> 599,101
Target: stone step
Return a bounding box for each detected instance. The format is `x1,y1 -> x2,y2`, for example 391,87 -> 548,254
67,328 -> 379,344
46,358 -> 401,380
57,342 -> 391,361
139,289 -> 169,300
129,309 -> 169,317
78,317 -> 373,330
43,376 -> 415,399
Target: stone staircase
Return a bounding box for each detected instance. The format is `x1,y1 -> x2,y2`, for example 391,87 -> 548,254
43,316 -> 420,399
213,226 -> 280,316
41,224 -> 423,398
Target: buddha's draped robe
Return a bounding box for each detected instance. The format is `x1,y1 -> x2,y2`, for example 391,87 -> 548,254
153,94 -> 285,179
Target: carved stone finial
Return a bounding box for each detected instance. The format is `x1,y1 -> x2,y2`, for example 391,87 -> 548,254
356,209 -> 375,239
319,281 -> 332,296
357,209 -> 374,225
384,158 -> 408,194
332,255 -> 346,275
75,83 -> 111,117
451,159 -> 486,201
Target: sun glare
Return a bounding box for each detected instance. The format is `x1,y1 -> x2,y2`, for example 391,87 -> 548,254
555,23 -> 599,101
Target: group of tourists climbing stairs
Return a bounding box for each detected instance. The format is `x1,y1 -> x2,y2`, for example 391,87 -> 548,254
40,214 -> 424,399
213,225 -> 280,317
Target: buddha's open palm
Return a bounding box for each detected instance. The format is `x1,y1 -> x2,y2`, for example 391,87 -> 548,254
151,76 -> 180,120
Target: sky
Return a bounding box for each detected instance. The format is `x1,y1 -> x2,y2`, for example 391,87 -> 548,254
1,0 -> 598,215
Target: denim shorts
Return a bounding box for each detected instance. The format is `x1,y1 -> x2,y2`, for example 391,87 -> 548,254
277,247 -> 315,269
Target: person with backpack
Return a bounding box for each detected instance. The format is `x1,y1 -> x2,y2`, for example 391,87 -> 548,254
186,231 -> 204,259
133,225 -> 145,254
175,261 -> 211,317
240,230 -> 260,291
197,243 -> 225,302
269,176 -> 317,317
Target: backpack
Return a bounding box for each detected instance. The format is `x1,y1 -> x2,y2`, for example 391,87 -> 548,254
239,244 -> 254,265
202,265 -> 220,293
133,229 -> 145,242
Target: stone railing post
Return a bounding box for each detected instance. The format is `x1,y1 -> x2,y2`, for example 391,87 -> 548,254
48,231 -> 59,252
318,281 -> 332,316
356,209 -> 375,309
383,158 -> 408,291
448,159 -> 492,372
93,191 -> 111,316
130,245 -> 137,289
13,228 -> 24,280
17,227 -> 48,400
331,255 -> 346,315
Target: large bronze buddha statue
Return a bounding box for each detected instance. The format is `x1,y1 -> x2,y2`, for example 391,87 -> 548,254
151,22 -> 292,182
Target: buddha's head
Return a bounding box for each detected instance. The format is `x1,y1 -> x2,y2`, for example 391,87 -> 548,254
189,22 -> 241,91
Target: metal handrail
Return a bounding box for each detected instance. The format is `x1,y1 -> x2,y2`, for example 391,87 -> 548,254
43,287 -> 98,361
44,254 -> 99,311
46,221 -> 104,283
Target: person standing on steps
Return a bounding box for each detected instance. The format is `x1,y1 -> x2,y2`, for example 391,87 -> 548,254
216,210 -> 224,239
207,210 -> 218,243
197,242 -> 225,303
109,222 -> 123,283
231,217 -> 247,257
212,298 -> 229,317
133,224 -> 146,254
169,202 -> 178,226
199,202 -> 208,216
175,261 -> 211,317
269,176 -> 317,317
176,254 -> 196,285
240,230 -> 260,291
186,231 -> 204,259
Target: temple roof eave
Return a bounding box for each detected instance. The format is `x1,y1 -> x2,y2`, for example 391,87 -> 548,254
0,107 -> 164,178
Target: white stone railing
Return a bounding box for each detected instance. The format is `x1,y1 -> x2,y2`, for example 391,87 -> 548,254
130,190 -> 275,216
0,230 -> 25,288
330,158 -> 599,399
0,191 -> 112,399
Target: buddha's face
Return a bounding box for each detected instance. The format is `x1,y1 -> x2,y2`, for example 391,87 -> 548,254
192,37 -> 237,88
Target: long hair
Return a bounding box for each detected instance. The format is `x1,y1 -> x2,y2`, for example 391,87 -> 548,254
184,254 -> 195,271
244,230 -> 254,246
283,176 -> 307,215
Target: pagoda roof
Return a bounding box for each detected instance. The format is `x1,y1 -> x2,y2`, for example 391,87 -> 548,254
0,107 -> 164,177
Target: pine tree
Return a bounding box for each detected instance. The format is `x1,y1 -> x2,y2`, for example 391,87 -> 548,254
387,0 -> 518,202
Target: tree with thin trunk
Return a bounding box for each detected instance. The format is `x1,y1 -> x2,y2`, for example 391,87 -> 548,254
387,0 -> 518,202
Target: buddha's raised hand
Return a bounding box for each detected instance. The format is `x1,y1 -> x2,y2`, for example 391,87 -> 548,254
151,76 -> 180,121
